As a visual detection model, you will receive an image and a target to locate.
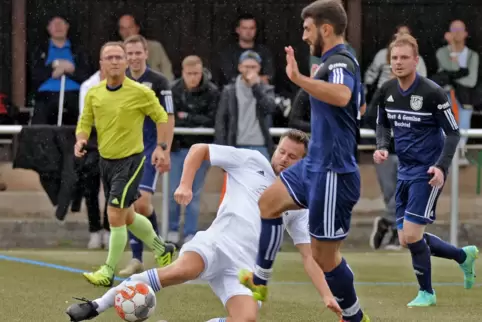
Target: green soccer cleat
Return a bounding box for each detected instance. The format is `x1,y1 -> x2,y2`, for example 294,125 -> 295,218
82,265 -> 114,287
238,269 -> 268,302
459,245 -> 479,289
155,243 -> 176,268
361,314 -> 371,322
407,290 -> 436,307
341,313 -> 371,322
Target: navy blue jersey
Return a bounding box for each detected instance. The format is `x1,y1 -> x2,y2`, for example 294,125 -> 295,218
306,44 -> 363,173
126,68 -> 174,151
376,74 -> 459,180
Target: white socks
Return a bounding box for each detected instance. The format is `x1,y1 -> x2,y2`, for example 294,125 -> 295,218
206,319 -> 227,322
93,269 -> 162,314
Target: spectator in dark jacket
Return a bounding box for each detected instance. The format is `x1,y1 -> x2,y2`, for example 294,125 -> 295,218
217,13 -> 274,87
215,50 -> 277,158
167,55 -> 220,245
288,88 -> 311,133
30,15 -> 90,125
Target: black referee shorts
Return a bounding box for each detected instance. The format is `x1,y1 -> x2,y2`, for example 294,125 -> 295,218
99,153 -> 145,209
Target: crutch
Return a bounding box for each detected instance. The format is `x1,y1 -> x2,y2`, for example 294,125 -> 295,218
57,74 -> 66,126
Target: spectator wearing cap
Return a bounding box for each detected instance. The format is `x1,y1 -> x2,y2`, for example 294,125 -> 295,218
215,50 -> 277,158
217,13 -> 275,87
30,15 -> 91,125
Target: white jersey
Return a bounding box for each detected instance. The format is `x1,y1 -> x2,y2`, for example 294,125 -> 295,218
207,144 -> 275,263
283,209 -> 310,245
79,71 -> 101,117
180,144 -> 311,306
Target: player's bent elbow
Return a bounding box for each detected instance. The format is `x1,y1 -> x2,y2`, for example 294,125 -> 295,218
190,143 -> 211,162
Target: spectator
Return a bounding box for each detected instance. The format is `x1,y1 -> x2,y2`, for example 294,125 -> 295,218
77,69 -> 110,249
434,20 -> 479,166
288,88 -> 310,133
167,55 -> 220,245
30,15 -> 90,125
364,85 -> 400,251
364,25 -> 427,94
118,14 -> 174,81
215,50 -> 277,158
218,13 -> 274,86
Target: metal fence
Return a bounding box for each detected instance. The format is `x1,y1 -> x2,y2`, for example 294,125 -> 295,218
0,125 -> 480,247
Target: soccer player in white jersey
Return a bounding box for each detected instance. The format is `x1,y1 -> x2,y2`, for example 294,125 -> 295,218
65,129 -> 342,321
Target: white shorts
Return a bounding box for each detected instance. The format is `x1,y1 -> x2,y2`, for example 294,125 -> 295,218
179,231 -> 255,306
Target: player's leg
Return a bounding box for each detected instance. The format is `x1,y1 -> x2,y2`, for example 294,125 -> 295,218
121,160 -> 166,276
82,157 -> 137,286
66,251 -> 206,321
209,272 -> 260,322
403,180 -> 478,294
309,171 -> 368,322
401,179 -> 438,306
240,161 -> 305,300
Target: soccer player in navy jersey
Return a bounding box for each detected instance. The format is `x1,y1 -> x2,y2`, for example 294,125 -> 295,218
239,1 -> 370,321
119,34 -> 176,276
374,33 -> 479,307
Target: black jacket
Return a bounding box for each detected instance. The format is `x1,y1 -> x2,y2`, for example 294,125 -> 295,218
215,81 -> 277,156
170,72 -> 220,150
29,40 -> 91,92
13,127 -> 77,220
288,88 -> 311,132
364,87 -> 395,154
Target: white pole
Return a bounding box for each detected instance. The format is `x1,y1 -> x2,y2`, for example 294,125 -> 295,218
450,145 -> 462,247
57,75 -> 66,126
161,173 -> 169,240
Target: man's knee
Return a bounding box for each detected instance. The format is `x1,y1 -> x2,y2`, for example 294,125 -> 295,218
258,179 -> 297,219
226,295 -> 258,322
134,193 -> 152,216
107,206 -> 128,226
402,221 -> 425,244
311,240 -> 342,272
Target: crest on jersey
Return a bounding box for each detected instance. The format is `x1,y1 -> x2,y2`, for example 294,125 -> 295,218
410,95 -> 423,111
142,82 -> 152,89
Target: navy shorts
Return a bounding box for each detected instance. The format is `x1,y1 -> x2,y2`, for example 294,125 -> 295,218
395,178 -> 442,230
280,159 -> 360,241
138,149 -> 160,194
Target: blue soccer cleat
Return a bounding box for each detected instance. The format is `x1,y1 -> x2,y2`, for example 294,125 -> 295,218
459,245 -> 479,289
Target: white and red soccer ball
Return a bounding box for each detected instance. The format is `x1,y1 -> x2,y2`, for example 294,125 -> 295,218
114,281 -> 156,322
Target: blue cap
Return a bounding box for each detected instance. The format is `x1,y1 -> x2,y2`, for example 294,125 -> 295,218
239,50 -> 262,64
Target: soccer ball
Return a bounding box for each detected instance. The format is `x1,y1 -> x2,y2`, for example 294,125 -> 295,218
114,281 -> 156,322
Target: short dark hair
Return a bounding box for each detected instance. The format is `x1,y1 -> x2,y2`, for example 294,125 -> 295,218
237,13 -> 256,26
280,129 -> 309,154
301,0 -> 347,36
124,34 -> 148,50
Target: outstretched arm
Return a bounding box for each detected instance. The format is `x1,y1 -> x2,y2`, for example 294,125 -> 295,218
296,244 -> 334,298
296,243 -> 342,317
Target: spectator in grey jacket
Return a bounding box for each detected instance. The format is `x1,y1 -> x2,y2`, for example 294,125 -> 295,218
215,50 -> 277,158
435,20 -> 479,165
364,25 -> 427,91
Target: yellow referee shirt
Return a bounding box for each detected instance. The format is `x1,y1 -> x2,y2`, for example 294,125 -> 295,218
76,77 -> 168,159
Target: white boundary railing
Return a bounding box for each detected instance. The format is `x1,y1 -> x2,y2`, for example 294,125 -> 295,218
0,125 -> 480,247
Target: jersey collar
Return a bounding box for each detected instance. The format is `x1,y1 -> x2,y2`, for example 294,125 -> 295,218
397,73 -> 420,97
126,67 -> 150,82
321,44 -> 346,62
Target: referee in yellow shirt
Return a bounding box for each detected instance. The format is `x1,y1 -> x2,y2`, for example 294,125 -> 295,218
75,41 -> 175,287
